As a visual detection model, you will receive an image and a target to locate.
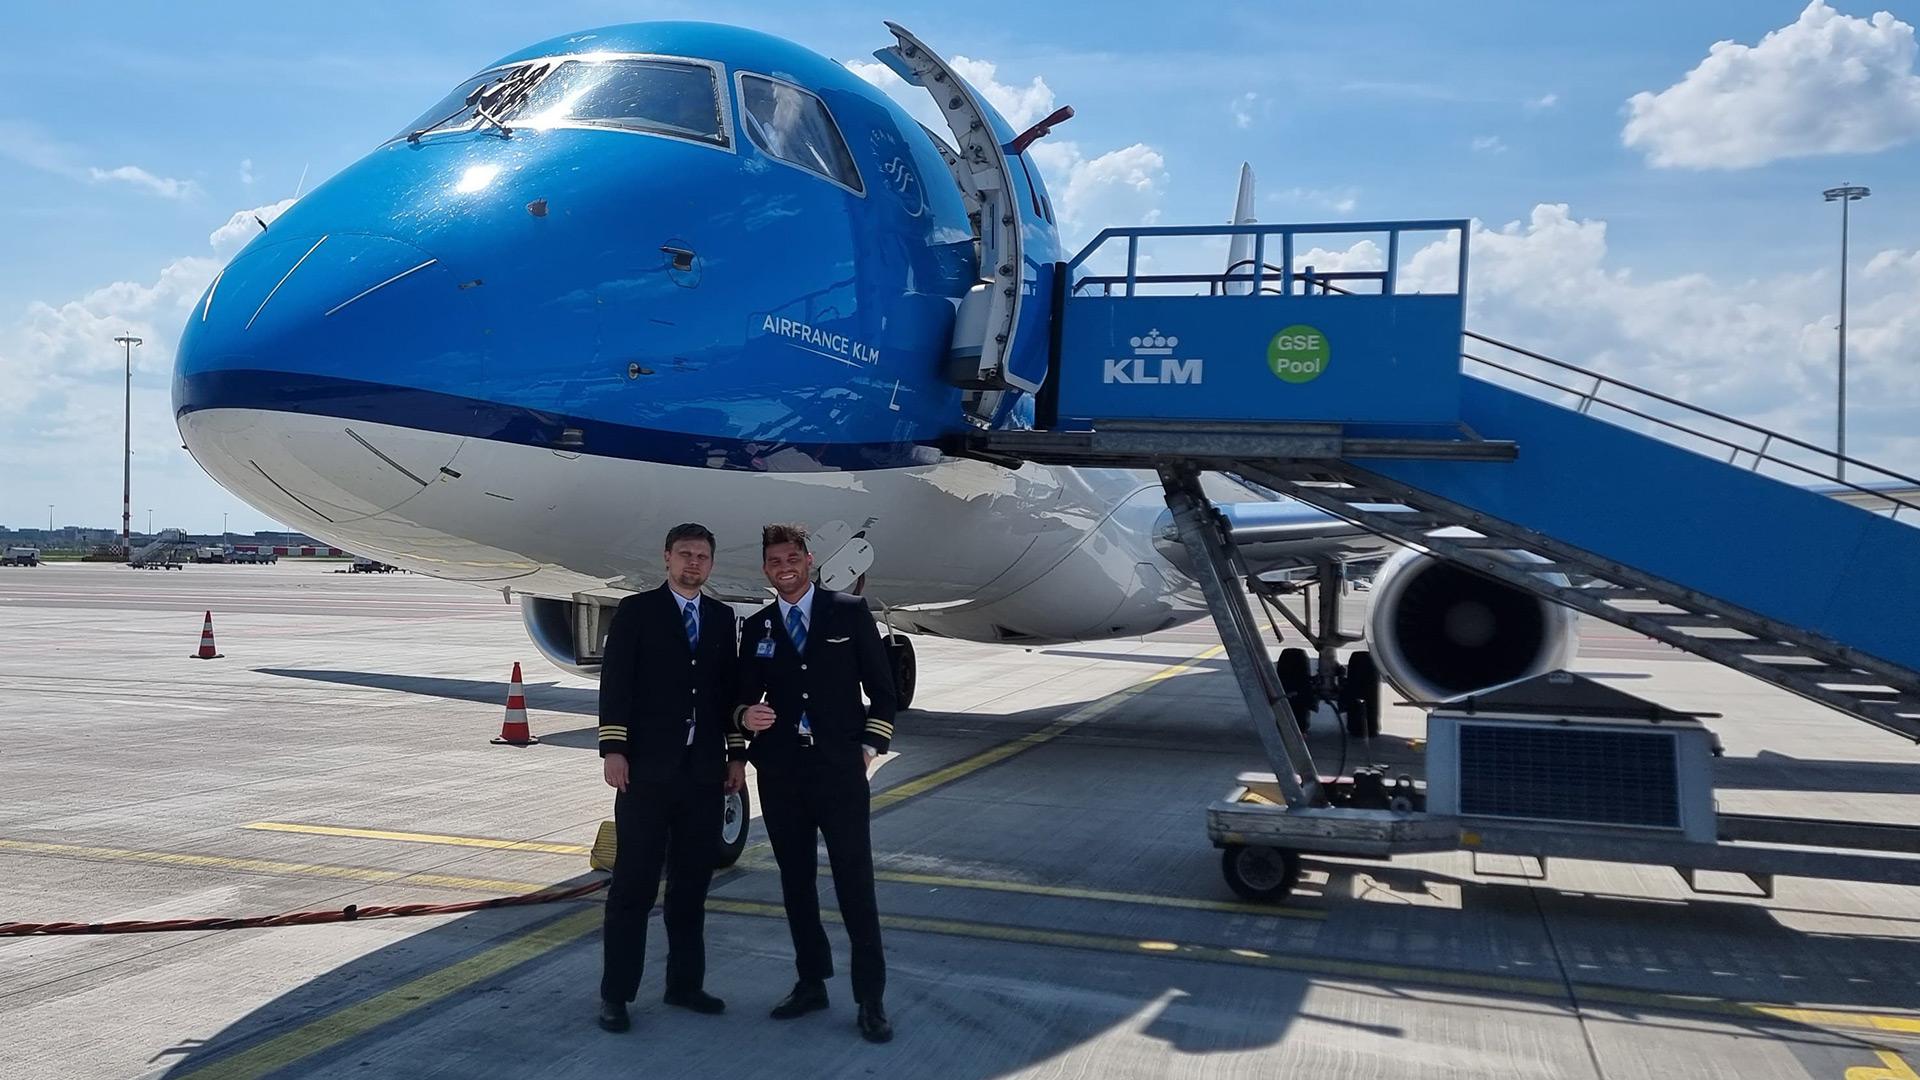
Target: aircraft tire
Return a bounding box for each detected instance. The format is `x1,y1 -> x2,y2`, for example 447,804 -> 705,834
1221,844 -> 1301,903
887,633 -> 917,711
1340,651 -> 1382,739
1275,648 -> 1314,731
717,786 -> 751,868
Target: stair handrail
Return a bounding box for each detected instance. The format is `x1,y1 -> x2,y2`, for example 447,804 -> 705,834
1463,330 -> 1920,520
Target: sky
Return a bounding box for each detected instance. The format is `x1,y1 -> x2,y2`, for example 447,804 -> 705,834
2,0 -> 1919,533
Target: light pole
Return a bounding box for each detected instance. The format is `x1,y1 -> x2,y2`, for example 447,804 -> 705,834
47,504 -> 53,534
1822,184 -> 1869,480
113,333 -> 143,554
223,512 -> 228,545
147,509 -> 153,535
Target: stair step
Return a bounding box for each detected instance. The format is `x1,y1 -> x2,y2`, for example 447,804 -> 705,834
1648,614 -> 1741,629
1755,664 -> 1869,681
1582,586 -> 1659,601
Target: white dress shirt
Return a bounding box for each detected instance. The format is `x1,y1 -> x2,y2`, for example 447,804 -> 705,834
777,584 -> 816,634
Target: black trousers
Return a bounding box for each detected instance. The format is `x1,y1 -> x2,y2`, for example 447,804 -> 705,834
600,766 -> 721,1003
758,756 -> 886,1004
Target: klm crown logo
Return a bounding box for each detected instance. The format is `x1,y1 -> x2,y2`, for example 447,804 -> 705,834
1103,328 -> 1203,385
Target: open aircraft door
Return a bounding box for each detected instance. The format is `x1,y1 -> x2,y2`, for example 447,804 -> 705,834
874,23 -> 1061,426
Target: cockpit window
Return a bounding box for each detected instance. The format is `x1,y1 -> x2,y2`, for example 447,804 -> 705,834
738,74 -> 863,194
392,57 -> 727,147
511,59 -> 726,145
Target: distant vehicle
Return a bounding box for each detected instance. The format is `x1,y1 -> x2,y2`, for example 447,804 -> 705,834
194,545 -> 278,565
2,546 -> 40,567
349,557 -> 398,573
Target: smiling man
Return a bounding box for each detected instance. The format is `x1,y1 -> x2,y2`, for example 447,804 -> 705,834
735,522 -> 898,1043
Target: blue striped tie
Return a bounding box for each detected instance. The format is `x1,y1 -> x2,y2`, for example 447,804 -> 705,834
787,606 -> 811,739
682,600 -> 698,746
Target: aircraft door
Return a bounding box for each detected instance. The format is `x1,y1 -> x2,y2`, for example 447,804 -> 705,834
874,23 -> 1059,422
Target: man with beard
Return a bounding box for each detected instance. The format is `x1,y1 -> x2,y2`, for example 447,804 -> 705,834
597,522 -> 746,1032
736,522 -> 898,1043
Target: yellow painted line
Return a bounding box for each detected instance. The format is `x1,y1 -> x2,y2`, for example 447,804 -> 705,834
870,644 -> 1225,811
1756,1007 -> 1920,1037
732,854 -> 1323,920
0,838 -> 550,896
172,908 -> 603,1080
243,821 -> 589,857
1846,1050 -> 1919,1080
705,898 -> 1920,1042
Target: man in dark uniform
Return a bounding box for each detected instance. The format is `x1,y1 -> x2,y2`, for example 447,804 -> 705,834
736,522 -> 897,1043
596,522 -> 747,1033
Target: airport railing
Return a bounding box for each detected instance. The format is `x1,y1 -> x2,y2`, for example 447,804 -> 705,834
1460,331 -> 1920,522
1065,220 -> 1470,298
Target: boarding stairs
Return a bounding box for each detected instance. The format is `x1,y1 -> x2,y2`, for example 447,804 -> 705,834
129,529 -> 194,568
973,220 -> 1920,783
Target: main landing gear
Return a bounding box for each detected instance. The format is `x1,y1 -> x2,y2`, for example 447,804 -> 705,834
1257,559 -> 1379,739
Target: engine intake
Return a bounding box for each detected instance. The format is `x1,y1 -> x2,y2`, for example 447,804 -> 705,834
1364,547 -> 1578,702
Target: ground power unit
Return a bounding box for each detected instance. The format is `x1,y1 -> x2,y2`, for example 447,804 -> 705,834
1423,671 -> 1719,845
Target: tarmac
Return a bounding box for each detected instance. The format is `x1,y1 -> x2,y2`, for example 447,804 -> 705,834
1,560 -> 1918,1079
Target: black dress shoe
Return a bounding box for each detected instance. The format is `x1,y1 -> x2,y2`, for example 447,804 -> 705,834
597,999 -> 631,1033
663,988 -> 726,1014
769,979 -> 829,1019
857,1001 -> 893,1043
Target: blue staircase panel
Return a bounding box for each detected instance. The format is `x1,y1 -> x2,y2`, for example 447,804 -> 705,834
1365,378 -> 1920,672
1055,294 -> 1463,428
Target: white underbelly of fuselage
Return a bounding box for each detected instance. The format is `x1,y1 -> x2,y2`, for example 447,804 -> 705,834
178,409 -> 1212,642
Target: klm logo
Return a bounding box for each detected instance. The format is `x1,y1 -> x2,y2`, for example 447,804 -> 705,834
1102,329 -> 1204,385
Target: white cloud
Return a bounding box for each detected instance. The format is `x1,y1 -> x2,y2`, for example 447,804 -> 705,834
1624,1 -> 1920,169
88,165 -> 199,200
1525,93 -> 1560,112
0,122 -> 200,200
0,199 -> 297,529
845,55 -> 1054,132
1231,91 -> 1260,129
847,54 -> 1170,254
1268,186 -> 1360,215
1471,135 -> 1508,154
240,158 -> 255,186
1397,204 -> 1920,471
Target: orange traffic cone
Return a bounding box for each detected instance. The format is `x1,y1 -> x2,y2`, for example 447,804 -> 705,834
190,611 -> 224,660
491,662 -> 538,745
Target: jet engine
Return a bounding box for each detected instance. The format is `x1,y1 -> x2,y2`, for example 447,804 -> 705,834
521,596 -> 601,678
1363,547 -> 1579,702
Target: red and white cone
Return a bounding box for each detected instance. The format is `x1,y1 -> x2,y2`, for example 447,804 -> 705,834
190,611 -> 224,660
491,662 -> 538,745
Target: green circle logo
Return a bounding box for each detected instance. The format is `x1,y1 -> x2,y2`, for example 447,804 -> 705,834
1268,325 -> 1330,383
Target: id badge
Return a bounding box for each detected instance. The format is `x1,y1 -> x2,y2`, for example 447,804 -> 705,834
756,639 -> 776,659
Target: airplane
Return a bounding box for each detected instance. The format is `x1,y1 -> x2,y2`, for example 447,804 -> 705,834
172,20 -> 1578,744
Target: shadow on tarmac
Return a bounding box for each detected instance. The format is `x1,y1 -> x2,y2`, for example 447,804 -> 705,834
147,667 -> 1920,1078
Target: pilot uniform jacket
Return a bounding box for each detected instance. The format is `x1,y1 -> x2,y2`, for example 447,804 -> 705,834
734,586 -> 897,771
597,586 -> 745,784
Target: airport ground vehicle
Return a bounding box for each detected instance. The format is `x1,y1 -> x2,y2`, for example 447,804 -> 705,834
1,546 -> 39,567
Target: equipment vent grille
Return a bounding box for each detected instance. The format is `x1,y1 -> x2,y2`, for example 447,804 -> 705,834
1457,724 -> 1680,829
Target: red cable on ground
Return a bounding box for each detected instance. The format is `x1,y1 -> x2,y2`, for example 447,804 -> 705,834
0,878 -> 607,937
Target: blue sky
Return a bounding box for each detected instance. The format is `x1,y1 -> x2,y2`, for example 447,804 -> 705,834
3,1 -> 1918,533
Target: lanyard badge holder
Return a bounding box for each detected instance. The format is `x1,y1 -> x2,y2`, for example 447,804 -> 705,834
797,712 -> 814,749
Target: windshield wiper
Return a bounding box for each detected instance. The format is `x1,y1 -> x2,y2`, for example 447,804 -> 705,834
469,62 -> 550,138
406,63 -> 548,143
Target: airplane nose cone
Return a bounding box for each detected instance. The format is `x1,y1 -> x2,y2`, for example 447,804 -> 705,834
175,229 -> 483,405
174,228 -> 490,525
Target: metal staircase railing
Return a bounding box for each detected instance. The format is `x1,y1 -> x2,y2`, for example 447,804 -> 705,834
1461,331 -> 1920,522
